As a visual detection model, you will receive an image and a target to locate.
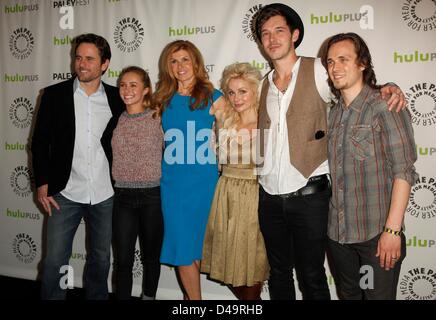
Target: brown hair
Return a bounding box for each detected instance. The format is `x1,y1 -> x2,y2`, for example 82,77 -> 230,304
255,7 -> 295,42
118,66 -> 156,114
73,33 -> 111,74
153,40 -> 214,116
321,32 -> 380,99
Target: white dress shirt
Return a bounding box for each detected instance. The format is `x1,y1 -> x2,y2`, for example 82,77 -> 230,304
259,57 -> 332,195
61,78 -> 114,204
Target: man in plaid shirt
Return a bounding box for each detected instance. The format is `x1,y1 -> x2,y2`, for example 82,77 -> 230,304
321,32 -> 418,300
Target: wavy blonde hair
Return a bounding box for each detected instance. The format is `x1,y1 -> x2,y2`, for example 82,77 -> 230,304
219,62 -> 261,130
153,40 -> 214,116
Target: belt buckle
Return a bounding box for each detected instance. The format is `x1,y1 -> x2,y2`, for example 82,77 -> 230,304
309,174 -> 326,183
279,190 -> 299,199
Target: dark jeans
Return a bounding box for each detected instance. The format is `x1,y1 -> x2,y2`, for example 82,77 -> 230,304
258,186 -> 331,300
41,193 -> 113,300
112,186 -> 163,299
328,233 -> 406,300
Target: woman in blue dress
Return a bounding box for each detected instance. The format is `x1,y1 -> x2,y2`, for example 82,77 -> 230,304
153,40 -> 225,300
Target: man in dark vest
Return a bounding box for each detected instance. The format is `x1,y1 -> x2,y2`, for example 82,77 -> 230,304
31,33 -> 124,299
253,3 -> 405,300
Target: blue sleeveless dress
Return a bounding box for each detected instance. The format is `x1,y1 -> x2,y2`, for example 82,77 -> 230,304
160,90 -> 222,266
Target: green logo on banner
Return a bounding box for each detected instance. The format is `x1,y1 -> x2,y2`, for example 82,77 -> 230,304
6,208 -> 40,220
406,236 -> 436,248
4,3 -> 39,14
53,35 -> 73,46
168,25 -> 216,37
4,73 -> 39,82
416,145 -> 436,156
394,51 -> 436,63
5,142 -> 27,151
107,68 -> 122,78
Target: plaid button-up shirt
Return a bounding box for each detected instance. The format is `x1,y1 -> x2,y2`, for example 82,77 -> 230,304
328,84 -> 418,244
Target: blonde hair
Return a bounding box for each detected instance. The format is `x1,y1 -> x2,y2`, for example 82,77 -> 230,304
153,40 -> 214,116
219,62 -> 261,129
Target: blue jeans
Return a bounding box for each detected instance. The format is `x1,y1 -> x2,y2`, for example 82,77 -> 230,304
40,193 -> 113,300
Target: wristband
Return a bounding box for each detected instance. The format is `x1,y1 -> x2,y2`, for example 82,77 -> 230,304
383,226 -> 402,236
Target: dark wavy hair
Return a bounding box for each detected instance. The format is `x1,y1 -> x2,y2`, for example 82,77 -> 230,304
255,7 -> 294,42
321,32 -> 380,99
73,33 -> 111,74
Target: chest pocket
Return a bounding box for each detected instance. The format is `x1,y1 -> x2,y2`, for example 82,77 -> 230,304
349,125 -> 374,161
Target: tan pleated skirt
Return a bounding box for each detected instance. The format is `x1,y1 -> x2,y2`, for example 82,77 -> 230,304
201,166 -> 269,287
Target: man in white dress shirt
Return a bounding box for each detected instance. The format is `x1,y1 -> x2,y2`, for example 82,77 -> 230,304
31,33 -> 124,299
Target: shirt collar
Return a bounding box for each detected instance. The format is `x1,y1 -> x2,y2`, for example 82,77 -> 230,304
339,84 -> 371,112
267,57 -> 301,92
73,77 -> 105,96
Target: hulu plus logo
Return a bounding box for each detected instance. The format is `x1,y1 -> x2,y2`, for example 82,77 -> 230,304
53,35 -> 73,46
5,142 -> 27,152
107,68 -> 122,78
406,236 -> 436,248
168,25 -> 216,37
310,5 -> 374,29
394,50 -> 436,63
416,144 -> 436,156
6,208 -> 40,221
4,3 -> 39,14
250,60 -> 270,72
71,252 -> 86,260
4,73 -> 39,82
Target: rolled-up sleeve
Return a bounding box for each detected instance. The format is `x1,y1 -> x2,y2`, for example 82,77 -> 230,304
378,108 -> 419,186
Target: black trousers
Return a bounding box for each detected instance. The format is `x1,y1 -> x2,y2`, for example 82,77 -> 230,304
258,185 -> 331,300
112,186 -> 163,299
328,233 -> 406,300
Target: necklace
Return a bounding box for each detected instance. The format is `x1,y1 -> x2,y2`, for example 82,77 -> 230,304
277,89 -> 282,133
273,73 -> 291,94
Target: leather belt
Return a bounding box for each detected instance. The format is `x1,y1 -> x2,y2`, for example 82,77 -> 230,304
278,174 -> 330,199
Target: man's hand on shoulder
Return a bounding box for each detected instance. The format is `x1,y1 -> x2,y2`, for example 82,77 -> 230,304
380,84 -> 407,112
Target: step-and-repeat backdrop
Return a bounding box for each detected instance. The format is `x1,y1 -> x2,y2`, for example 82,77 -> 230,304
1,0 -> 435,300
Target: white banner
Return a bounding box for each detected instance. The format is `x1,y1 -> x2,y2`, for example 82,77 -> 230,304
1,0 -> 435,300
